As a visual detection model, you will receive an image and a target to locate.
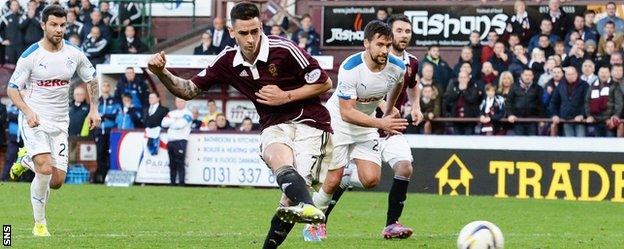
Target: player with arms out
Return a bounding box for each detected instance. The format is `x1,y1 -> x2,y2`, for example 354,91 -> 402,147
305,20 -> 409,241
307,14 -> 422,240
7,5 -> 100,236
147,2 -> 332,248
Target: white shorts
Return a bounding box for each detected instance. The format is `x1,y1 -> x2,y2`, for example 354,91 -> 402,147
329,138 -> 381,170
260,123 -> 332,188
19,115 -> 69,172
380,135 -> 413,167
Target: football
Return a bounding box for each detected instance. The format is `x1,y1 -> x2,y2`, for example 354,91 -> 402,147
457,221 -> 504,249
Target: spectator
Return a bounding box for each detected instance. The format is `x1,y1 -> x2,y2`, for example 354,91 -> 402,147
114,67 -> 149,110
98,1 -> 112,25
596,40 -> 616,68
479,62 -> 498,87
68,34 -> 81,47
562,39 -> 589,73
65,0 -> 80,14
207,17 -> 234,53
598,21 -> 624,56
528,48 -> 546,77
297,32 -> 320,55
121,25 -> 147,54
22,0 -> 44,47
239,117 -> 254,132
585,40 -> 598,61
215,113 -> 233,130
586,66 -> 615,137
504,0 -> 535,45
509,44 -> 528,78
554,41 -> 567,61
193,31 -> 218,55
292,14 -> 321,55
81,10 -> 111,41
543,66 -> 565,114
453,46 -> 480,79
78,0 -> 94,24
479,85 -> 506,135
537,56 -> 558,87
584,10 -> 599,37
611,52 -> 623,67
144,92 -> 169,156
206,120 -> 217,131
565,14 -> 597,45
201,99 -> 222,126
597,2 -> 624,36
1,103 -> 19,181
528,19 -> 559,52
497,71 -> 515,98
469,31 -> 483,63
444,71 -> 480,135
81,26 -> 108,65
190,107 -> 202,131
420,45 -> 452,94
544,0 -> 570,39
480,31 -> 498,63
115,93 -> 142,129
418,63 -> 443,105
0,0 -> 25,64
607,64 -> 624,136
376,8 -> 388,23
580,59 -> 598,85
65,9 -> 83,38
94,81 -> 120,183
506,69 -> 545,135
507,33 -> 521,52
161,98 -> 193,186
489,42 -> 510,75
68,86 -> 90,137
114,2 -> 140,26
550,67 -> 588,137
537,34 -> 555,58
419,84 -> 441,134
270,24 -> 284,37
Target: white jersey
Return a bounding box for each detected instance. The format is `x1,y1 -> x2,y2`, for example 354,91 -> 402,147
161,108 -> 193,141
326,52 -> 405,144
9,41 -> 96,129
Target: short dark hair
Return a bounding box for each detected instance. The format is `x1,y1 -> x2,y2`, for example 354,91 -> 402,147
599,66 -> 611,71
121,93 -> 132,99
387,14 -> 411,27
539,34 -> 550,40
606,21 -> 616,27
427,45 -> 439,51
607,2 -> 616,7
150,91 -> 160,98
522,68 -> 534,74
42,4 -> 66,23
364,20 -> 392,41
301,14 -> 311,21
584,10 -> 596,16
242,117 -> 252,122
207,99 -> 216,104
125,67 -> 134,71
230,2 -> 259,25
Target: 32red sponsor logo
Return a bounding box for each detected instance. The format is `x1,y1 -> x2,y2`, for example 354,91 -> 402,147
36,79 -> 70,87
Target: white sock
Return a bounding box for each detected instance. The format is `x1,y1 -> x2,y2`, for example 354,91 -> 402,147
21,155 -> 34,171
313,189 -> 332,211
31,173 -> 51,225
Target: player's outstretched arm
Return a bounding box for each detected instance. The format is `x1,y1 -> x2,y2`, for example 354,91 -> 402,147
6,87 -> 38,128
255,78 -> 332,106
147,51 -> 201,100
86,79 -> 101,129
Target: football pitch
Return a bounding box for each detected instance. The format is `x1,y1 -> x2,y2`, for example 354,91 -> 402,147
1,183 -> 622,248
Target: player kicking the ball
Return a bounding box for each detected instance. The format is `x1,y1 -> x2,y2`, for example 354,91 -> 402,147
147,3 -> 332,248
7,5 -> 100,236
305,20 -> 408,241
305,15 -> 422,241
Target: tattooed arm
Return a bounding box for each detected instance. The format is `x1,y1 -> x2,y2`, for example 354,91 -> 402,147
148,51 -> 201,100
86,78 -> 102,129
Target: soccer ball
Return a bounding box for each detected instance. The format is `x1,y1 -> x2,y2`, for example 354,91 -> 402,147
457,221 -> 504,249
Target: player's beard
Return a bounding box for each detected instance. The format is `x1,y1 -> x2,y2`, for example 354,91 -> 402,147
45,32 -> 63,46
391,39 -> 407,53
373,52 -> 387,66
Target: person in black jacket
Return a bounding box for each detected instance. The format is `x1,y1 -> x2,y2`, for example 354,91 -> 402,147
120,25 -> 147,54
21,0 -> 43,46
0,0 -> 24,64
452,46 -> 480,79
550,66 -> 588,137
544,0 -> 571,39
445,71 -> 481,135
193,31 -> 218,55
114,67 -> 149,110
81,26 -> 108,65
80,10 -> 110,42
506,69 -> 546,135
469,31 -> 483,63
65,10 -> 83,38
68,87 -> 90,137
143,92 -> 168,155
420,45 -> 453,95
206,17 -> 234,53
504,0 -> 536,45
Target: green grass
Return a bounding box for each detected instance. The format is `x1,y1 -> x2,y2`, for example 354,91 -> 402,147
0,183 -> 623,248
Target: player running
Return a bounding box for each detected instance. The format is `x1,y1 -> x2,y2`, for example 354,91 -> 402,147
7,5 -> 100,236
307,20 -> 409,241
305,15 -> 422,241
147,3 -> 332,248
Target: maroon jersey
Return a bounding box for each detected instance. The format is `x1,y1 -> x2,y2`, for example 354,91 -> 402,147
191,34 -> 332,132
394,51 -> 419,110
